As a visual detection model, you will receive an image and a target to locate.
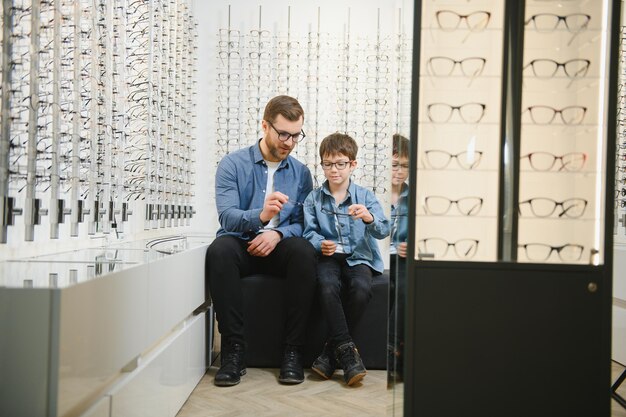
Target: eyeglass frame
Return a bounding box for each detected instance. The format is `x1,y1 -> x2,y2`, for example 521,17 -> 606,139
320,160 -> 355,170
266,120 -> 306,143
518,243 -> 584,262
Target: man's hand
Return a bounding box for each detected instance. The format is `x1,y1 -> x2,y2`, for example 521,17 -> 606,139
348,204 -> 373,224
247,230 -> 282,257
260,191 -> 289,223
321,240 -> 337,256
397,242 -> 407,258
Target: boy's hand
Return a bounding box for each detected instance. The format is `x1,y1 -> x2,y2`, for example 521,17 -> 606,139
321,240 -> 337,256
248,230 -> 281,257
398,242 -> 407,258
348,204 -> 373,224
260,191 -> 289,223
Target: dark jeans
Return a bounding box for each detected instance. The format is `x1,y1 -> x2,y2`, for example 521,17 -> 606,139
388,255 -> 407,350
205,235 -> 317,348
317,254 -> 374,347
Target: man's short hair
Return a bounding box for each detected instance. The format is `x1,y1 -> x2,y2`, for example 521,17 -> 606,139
263,95 -> 304,124
393,134 -> 410,158
319,133 -> 358,161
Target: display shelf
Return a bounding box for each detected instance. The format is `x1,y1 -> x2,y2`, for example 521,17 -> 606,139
0,234 -> 211,417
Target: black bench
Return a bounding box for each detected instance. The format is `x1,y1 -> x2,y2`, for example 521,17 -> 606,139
240,271 -> 389,369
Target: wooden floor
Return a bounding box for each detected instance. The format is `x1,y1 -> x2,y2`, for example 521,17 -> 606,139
176,361 -> 626,417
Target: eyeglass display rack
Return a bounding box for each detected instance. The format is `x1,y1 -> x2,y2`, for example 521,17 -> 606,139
403,0 -> 620,416
0,0 -> 198,249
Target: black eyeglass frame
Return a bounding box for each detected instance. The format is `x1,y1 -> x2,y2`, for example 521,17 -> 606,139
266,120 -> 306,143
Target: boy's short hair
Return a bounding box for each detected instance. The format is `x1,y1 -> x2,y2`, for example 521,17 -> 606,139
319,133 -> 358,160
263,95 -> 304,123
393,134 -> 410,158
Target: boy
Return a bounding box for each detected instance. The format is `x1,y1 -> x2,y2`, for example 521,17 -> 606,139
303,133 -> 390,386
388,133 -> 410,383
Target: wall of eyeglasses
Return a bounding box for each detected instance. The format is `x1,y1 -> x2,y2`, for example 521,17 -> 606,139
616,16 -> 626,242
414,1 -> 505,262
0,0 -> 198,252
213,4 -> 412,197
518,0 -> 610,264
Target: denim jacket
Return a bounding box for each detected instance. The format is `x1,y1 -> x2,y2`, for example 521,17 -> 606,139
215,140 -> 313,239
390,182 -> 409,254
303,180 -> 390,273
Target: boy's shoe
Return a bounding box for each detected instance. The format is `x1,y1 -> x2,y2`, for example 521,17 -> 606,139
335,341 -> 367,386
311,343 -> 336,379
214,343 -> 246,387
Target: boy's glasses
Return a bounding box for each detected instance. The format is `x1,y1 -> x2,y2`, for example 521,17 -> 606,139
321,160 -> 353,170
266,120 -> 306,143
391,162 -> 410,171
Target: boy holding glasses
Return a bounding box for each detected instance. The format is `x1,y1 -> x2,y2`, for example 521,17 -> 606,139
206,95 -> 317,386
303,133 -> 390,386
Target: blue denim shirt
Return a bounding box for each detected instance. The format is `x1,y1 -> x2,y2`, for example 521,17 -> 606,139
303,180 -> 390,273
215,140 -> 313,239
390,182 -> 409,254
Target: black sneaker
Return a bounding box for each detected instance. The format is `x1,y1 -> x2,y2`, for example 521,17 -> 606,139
335,341 -> 367,386
311,343 -> 336,379
214,343 -> 246,387
279,344 -> 304,384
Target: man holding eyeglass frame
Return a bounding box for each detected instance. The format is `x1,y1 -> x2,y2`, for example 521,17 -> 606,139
205,95 -> 317,387
303,133 -> 389,386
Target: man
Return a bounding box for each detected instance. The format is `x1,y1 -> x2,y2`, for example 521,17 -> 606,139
206,95 -> 317,386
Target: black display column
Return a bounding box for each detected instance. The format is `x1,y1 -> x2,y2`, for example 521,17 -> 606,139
404,0 -> 621,416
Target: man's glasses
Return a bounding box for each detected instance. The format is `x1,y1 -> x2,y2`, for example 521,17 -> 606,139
524,59 -> 590,79
519,197 -> 588,218
266,120 -> 306,143
424,196 -> 483,216
427,102 -> 486,124
519,243 -> 584,262
523,105 -> 587,125
418,237 -> 479,259
424,150 -> 483,170
427,56 -> 486,78
521,152 -> 587,172
321,160 -> 353,170
435,10 -> 491,32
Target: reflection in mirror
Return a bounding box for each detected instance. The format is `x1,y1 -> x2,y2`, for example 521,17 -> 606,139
388,134 -> 410,390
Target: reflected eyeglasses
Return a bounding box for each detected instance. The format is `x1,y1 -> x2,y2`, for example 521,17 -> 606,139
524,13 -> 591,33
521,152 -> 587,172
523,105 -> 587,125
424,196 -> 483,216
418,237 -> 479,259
524,59 -> 590,79
424,150 -> 483,170
427,102 -> 486,124
519,243 -> 584,262
435,10 -> 491,32
518,197 -> 588,218
427,56 -> 486,78
391,162 -> 410,171
266,121 -> 306,143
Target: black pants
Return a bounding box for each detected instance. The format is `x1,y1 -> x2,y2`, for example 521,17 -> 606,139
388,255 -> 407,350
317,254 -> 373,347
205,235 -> 317,348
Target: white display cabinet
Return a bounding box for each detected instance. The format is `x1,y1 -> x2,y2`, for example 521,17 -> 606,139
0,235 -> 212,417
